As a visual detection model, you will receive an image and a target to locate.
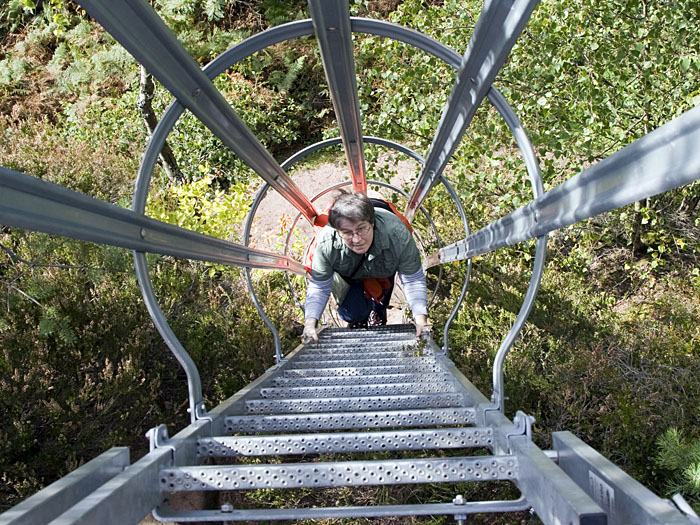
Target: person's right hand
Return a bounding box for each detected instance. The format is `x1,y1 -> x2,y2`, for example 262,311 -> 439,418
302,318 -> 319,344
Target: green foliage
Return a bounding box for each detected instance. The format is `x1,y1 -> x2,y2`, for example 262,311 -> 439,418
49,20 -> 137,97
656,428 -> 700,511
0,1 -> 34,37
2,0 -> 700,519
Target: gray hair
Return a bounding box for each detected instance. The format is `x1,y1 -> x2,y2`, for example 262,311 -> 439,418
328,190 -> 375,228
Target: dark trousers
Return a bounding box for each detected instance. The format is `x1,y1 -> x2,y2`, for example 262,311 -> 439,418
338,276 -> 395,323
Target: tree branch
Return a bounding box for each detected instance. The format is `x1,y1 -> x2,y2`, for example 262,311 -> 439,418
138,66 -> 185,183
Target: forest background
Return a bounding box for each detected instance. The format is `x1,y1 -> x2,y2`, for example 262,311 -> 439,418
1,0 -> 699,522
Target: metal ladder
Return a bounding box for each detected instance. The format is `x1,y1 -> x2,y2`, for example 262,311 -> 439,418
2,0 -> 700,522
1,330 -> 695,524
153,324 -> 525,522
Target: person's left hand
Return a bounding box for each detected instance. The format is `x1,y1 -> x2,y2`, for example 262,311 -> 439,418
414,314 -> 430,338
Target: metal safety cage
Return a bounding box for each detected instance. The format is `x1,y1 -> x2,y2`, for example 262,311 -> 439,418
2,0 -> 700,523
241,137 -> 468,363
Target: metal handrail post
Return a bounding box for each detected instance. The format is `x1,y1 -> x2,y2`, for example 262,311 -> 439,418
133,252 -> 204,424
242,184 -> 284,364
491,235 -> 547,411
438,175 -> 471,356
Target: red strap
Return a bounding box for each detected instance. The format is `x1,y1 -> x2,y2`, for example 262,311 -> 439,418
384,200 -> 413,233
303,201 -> 332,273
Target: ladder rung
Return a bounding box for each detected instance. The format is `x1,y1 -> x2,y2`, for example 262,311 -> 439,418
154,497 -> 530,522
258,382 -> 456,399
160,455 -> 518,491
283,364 -> 443,377
296,350 -> 427,361
198,427 -> 494,457
307,338 -> 417,348
319,324 -> 415,337
303,339 -> 418,351
288,357 -> 438,369
245,393 -> 466,414
225,408 -> 476,433
272,372 -> 453,387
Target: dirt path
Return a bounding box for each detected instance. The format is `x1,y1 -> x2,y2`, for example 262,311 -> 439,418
248,154 -> 421,326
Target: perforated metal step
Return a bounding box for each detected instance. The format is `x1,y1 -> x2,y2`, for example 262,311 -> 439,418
259,381 -> 457,399
198,427 -> 494,457
302,337 -> 419,348
296,349 -> 427,361
287,356 -> 438,369
282,363 -> 444,377
161,455 -> 518,491
245,393 -> 466,415
225,407 -> 476,433
272,372 -> 454,387
309,333 -> 417,344
318,324 -> 416,337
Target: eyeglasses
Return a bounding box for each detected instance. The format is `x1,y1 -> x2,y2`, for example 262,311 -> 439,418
337,224 -> 373,240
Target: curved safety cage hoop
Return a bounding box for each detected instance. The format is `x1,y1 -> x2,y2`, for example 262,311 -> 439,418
132,16 -> 545,416
241,136 -> 471,360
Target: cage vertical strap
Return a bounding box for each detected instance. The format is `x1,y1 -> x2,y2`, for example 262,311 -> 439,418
404,0 -> 540,221
78,0 -> 318,223
309,0 -> 367,194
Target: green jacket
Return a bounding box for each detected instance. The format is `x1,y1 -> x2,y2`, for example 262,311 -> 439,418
311,208 -> 422,283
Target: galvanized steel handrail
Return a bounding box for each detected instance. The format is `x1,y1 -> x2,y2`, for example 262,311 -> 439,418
437,103 -> 700,263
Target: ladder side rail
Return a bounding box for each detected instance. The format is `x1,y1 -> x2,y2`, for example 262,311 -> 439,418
508,435 -> 607,525
41,347 -> 308,525
553,431 -> 693,525
308,0 -> 367,194
76,0 -> 317,223
435,103 -> 700,264
46,448 -> 171,525
404,0 -> 541,221
0,448 -> 129,525
440,357 -> 607,524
